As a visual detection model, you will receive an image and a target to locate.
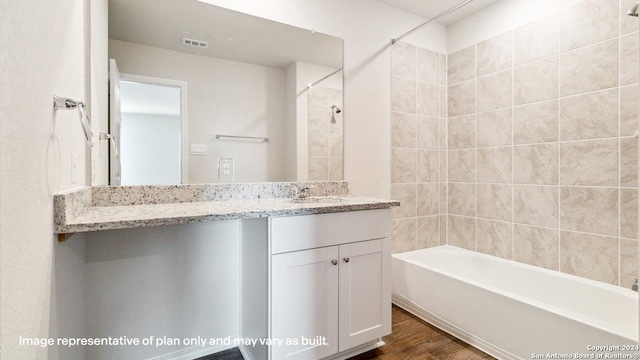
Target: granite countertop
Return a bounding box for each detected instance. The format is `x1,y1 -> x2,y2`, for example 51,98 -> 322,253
54,182 -> 399,234
56,196 -> 399,234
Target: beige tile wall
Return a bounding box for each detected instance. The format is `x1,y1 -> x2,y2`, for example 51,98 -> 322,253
445,0 -> 639,288
391,42 -> 447,253
308,87 -> 344,180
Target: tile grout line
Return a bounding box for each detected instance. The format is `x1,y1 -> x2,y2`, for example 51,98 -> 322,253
451,30 -> 639,86
437,52 -> 442,248
557,11 -> 562,275
447,83 -> 638,120
474,43 -> 478,253
446,213 -> 633,241
447,135 -> 636,150
445,181 -> 635,190
414,45 -> 418,251
617,1 -> 622,287
619,0 -> 624,285
511,29 -> 516,261
445,53 -> 450,248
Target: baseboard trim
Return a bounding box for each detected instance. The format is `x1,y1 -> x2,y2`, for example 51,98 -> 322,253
146,336 -> 239,360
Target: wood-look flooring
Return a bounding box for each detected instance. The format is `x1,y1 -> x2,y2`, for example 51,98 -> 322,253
197,305 -> 494,360
350,305 -> 494,360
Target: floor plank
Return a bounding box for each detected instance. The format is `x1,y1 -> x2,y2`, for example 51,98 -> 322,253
349,306 -> 494,360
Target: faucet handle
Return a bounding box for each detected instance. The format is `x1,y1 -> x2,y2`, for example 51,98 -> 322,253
299,184 -> 316,198
293,184 -> 316,198
632,278 -> 638,292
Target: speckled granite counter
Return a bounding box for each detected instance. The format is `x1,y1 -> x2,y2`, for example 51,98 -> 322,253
54,182 -> 399,234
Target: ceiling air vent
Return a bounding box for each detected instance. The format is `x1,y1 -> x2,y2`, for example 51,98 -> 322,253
182,37 -> 209,49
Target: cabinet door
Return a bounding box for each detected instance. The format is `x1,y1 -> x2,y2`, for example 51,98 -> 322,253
338,239 -> 390,352
271,247 -> 339,360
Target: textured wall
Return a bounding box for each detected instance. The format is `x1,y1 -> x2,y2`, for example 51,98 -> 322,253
390,43 -> 448,253
445,0 -> 638,287
0,0 -> 89,358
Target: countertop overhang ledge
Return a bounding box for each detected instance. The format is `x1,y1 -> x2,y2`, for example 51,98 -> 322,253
54,182 -> 400,237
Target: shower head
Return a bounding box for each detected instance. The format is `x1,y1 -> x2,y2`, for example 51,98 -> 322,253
628,2 -> 638,16
330,104 -> 342,124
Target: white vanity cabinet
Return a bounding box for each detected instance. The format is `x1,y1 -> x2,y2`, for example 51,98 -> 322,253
271,246 -> 340,360
240,209 -> 392,360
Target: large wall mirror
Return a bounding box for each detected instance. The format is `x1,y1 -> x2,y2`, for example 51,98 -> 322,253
96,0 -> 344,185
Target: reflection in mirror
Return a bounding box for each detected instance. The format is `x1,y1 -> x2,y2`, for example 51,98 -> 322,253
308,85 -> 343,181
99,0 -> 344,185
120,80 -> 182,185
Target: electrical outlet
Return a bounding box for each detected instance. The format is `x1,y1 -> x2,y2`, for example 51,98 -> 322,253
218,158 -> 234,181
71,153 -> 78,184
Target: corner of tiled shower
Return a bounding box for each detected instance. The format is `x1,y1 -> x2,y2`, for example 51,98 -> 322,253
391,0 -> 640,289
390,41 -> 448,255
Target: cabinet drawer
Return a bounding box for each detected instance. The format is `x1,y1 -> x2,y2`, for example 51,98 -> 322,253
270,209 -> 391,254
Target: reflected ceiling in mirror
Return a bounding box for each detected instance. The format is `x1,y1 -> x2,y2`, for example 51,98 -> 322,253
103,0 -> 344,186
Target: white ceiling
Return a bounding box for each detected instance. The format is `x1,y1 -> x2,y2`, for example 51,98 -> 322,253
109,0 -> 343,70
376,0 -> 501,25
120,81 -> 181,117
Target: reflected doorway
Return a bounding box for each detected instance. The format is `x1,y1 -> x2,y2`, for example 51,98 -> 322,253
118,75 -> 187,185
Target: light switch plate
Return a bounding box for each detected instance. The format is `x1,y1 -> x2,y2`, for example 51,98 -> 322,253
190,144 -> 207,156
218,158 -> 234,181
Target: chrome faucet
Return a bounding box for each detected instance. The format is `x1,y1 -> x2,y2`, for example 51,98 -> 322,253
633,279 -> 638,292
293,184 -> 316,199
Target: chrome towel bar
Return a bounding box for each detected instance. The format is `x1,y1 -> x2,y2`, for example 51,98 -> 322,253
99,133 -> 120,159
53,96 -> 95,147
215,134 -> 269,142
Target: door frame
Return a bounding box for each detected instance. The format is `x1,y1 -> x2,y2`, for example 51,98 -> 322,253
120,73 -> 189,184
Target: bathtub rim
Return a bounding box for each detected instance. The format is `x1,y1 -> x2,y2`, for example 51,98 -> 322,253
392,245 -> 639,342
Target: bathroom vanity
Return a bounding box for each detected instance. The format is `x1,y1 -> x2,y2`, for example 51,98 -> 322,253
54,182 -> 397,360
242,209 -> 391,360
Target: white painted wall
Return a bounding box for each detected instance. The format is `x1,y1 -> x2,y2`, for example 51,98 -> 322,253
200,0 -> 448,198
109,39 -> 288,184
120,113 -> 181,185
90,0 -> 109,185
285,64 -> 298,180
447,0 -> 585,53
0,0 -> 89,359
84,222 -> 240,360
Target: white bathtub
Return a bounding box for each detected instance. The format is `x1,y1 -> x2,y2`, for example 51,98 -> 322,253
392,246 -> 639,359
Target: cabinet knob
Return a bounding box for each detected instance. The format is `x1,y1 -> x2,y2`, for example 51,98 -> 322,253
331,259 -> 338,266
343,257 -> 350,263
